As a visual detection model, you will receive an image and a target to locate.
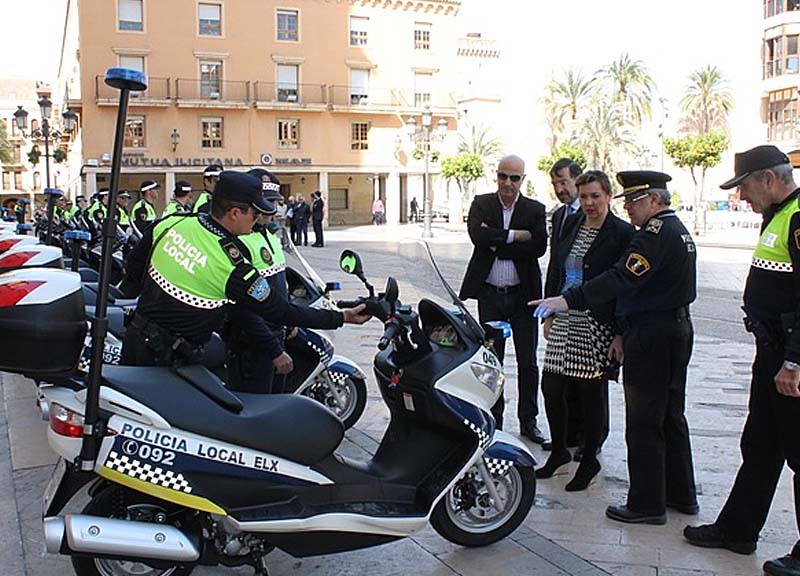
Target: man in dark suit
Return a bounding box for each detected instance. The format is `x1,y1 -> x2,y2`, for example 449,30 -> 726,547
311,191 -> 325,247
294,194 -> 310,246
459,154 -> 548,443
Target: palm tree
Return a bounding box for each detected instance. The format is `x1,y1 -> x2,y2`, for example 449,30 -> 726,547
597,53 -> 656,126
457,123 -> 503,198
578,102 -> 639,176
0,120 -> 13,165
679,65 -> 735,135
543,68 -> 595,140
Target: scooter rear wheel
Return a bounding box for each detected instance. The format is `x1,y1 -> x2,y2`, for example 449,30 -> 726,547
431,462 -> 535,547
71,486 -> 195,576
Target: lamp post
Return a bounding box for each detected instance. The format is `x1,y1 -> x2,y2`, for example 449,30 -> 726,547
13,97 -> 77,244
171,128 -> 181,152
657,97 -> 669,172
404,103 -> 448,238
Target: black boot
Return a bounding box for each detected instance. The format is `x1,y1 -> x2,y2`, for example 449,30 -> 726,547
535,451 -> 571,479
565,459 -> 600,492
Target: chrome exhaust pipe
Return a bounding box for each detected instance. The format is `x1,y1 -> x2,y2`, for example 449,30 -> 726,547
44,515 -> 200,562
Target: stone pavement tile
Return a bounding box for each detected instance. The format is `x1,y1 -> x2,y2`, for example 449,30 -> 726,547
3,372 -> 36,401
8,420 -> 57,470
553,540 -> 659,566
594,563 -> 657,576
437,538 -> 573,576
514,533 -> 610,575
658,569 -> 718,576
533,522 -> 622,546
0,378 -> 26,576
657,544 -> 765,576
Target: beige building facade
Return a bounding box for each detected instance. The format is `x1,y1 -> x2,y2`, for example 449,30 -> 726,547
57,0 -> 462,224
761,0 -> 800,148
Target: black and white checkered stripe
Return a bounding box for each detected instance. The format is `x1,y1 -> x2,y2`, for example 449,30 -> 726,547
258,263 -> 286,279
752,257 -> 793,273
329,371 -> 349,384
149,266 -> 230,309
463,418 -> 491,449
105,451 -> 193,494
484,457 -> 514,476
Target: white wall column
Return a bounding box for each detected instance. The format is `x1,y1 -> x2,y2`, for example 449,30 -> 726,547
165,171 -> 176,205
386,171 -> 400,225
319,170 -> 329,227
85,172 -> 97,197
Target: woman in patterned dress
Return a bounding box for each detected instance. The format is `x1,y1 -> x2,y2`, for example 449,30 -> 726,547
536,170 -> 635,491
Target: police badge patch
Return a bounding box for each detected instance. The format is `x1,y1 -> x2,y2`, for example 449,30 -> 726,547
247,277 -> 271,302
625,253 -> 651,277
260,246 -> 273,265
645,219 -> 663,234
795,228 -> 800,251
226,245 -> 241,260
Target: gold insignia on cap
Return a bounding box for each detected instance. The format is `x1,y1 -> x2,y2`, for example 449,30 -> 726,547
625,253 -> 651,277
623,183 -> 651,194
645,219 -> 663,234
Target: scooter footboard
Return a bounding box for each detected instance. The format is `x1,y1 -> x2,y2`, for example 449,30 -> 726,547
484,431 -> 538,469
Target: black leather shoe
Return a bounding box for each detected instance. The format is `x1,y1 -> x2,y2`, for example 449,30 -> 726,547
535,451 -> 571,479
683,523 -> 756,555
764,554 -> 800,575
666,500 -> 699,515
606,505 -> 666,525
565,459 -> 601,492
541,441 -> 553,451
520,423 -> 546,444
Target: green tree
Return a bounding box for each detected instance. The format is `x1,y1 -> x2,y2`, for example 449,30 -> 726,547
537,142 -> 588,174
441,152 -> 485,204
0,120 -> 13,165
458,123 -> 503,161
579,102 -> 638,176
679,65 -> 734,135
543,68 -> 595,143
596,53 -> 656,126
663,131 -> 729,233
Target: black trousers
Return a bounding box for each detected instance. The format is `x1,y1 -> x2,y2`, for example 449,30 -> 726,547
477,284 -> 539,429
622,314 -> 696,514
296,219 -> 308,246
543,372 -> 607,460
225,343 -> 276,394
716,341 -> 800,543
312,218 -> 323,246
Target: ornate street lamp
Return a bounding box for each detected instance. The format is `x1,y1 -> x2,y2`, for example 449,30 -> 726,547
404,103 -> 448,238
171,128 -> 181,152
13,99 -> 78,244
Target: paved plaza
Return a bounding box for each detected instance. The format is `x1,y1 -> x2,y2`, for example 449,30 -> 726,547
0,223 -> 792,576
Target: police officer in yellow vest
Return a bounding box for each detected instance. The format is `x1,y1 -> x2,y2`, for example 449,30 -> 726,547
132,180 -> 159,236
224,168 -> 348,393
88,189 -> 109,224
193,164 -> 222,214
121,171 -> 369,367
163,180 -> 193,217
116,190 -> 132,232
685,147 -> 800,576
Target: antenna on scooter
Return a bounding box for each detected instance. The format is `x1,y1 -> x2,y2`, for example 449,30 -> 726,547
78,68 -> 147,471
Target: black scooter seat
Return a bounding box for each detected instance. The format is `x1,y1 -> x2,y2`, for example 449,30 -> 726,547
101,365 -> 344,465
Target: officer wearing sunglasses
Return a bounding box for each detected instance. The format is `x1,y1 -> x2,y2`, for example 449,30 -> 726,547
459,154 -> 548,443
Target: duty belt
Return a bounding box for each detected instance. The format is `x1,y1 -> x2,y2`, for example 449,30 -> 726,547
618,306 -> 690,331
130,313 -> 205,366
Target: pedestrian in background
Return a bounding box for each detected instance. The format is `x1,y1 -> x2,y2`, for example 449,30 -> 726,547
162,180 -> 193,217
536,170 -> 634,491
286,195 -> 296,244
373,197 -> 384,225
311,191 -> 325,247
459,154 -> 548,443
534,170 -> 698,525
410,196 -> 419,222
684,146 -> 800,576
294,194 -> 310,246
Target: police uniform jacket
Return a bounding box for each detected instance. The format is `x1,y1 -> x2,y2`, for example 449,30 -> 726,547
748,189 -> 800,363
564,209 -> 696,319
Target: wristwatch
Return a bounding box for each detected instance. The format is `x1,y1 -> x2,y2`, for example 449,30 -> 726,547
784,360 -> 800,372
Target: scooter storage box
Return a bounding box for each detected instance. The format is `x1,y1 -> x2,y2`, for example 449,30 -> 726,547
0,269 -> 86,377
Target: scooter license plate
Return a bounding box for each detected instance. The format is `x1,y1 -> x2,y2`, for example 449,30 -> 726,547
42,458 -> 66,515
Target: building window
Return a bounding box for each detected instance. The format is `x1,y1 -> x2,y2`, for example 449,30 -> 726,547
277,64 -> 299,102
119,54 -> 145,72
350,16 -> 368,46
414,72 -> 432,107
351,122 -> 369,150
329,188 -> 348,210
765,0 -> 800,17
1,173 -> 8,189
764,35 -> 800,78
200,59 -> 222,99
277,119 -> 299,149
349,69 -> 369,105
414,22 -> 431,50
10,118 -> 18,137
14,145 -> 21,164
199,3 -> 222,36
768,88 -> 799,141
14,173 -> 22,190
118,0 -> 143,31
33,172 -> 41,190
124,115 -> 146,148
201,117 -> 224,148
277,9 -> 298,41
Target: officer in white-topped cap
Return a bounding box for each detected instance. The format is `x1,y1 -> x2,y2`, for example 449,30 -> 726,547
132,179 -> 160,235
194,164 -> 223,214
162,180 -> 193,217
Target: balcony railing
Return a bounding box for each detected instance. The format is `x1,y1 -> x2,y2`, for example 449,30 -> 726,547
253,82 -> 327,105
329,86 -> 456,109
96,75 -> 171,101
175,79 -> 250,103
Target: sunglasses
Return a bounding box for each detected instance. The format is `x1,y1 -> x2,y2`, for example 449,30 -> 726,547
497,172 -> 523,183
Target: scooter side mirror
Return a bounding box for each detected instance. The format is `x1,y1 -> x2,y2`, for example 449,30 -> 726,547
385,277 -> 399,305
339,250 -> 364,277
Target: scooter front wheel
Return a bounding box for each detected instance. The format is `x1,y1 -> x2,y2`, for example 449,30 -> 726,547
431,462 -> 535,547
71,486 -> 195,576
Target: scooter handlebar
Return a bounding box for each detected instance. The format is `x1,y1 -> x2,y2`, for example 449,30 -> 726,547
378,320 -> 401,351
336,297 -> 390,322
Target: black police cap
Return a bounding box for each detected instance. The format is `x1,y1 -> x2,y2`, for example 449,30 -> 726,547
247,168 -> 283,201
720,145 -> 791,190
203,164 -> 223,178
214,171 -> 274,214
615,171 -> 672,199
174,180 -> 193,196
140,179 -> 160,192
